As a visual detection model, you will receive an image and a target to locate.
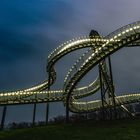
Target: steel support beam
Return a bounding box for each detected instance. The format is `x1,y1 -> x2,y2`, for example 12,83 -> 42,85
66,88 -> 70,123
98,58 -> 117,120
108,56 -> 117,118
66,102 -> 69,123
45,103 -> 49,125
99,63 -> 105,120
45,74 -> 51,125
32,103 -> 36,126
1,105 -> 7,130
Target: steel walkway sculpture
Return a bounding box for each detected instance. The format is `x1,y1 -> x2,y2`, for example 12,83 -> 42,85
1,21 -> 140,125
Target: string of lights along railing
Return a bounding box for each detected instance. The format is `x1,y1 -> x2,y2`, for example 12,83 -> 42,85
0,21 -> 140,115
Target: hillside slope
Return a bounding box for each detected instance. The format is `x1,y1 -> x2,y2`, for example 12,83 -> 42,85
0,119 -> 140,140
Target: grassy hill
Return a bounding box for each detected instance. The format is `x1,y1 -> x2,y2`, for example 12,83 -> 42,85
0,119 -> 140,140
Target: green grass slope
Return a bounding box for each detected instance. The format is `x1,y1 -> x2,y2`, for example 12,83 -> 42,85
1,119 -> 140,140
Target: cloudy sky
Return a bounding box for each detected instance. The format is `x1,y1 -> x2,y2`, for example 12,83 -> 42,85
0,0 -> 140,125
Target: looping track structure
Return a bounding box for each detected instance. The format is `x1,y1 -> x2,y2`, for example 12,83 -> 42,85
1,21 -> 140,118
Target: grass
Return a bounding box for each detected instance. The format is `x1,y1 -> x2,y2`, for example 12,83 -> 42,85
0,119 -> 140,140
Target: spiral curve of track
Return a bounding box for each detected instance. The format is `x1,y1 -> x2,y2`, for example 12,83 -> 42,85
1,21 -> 140,114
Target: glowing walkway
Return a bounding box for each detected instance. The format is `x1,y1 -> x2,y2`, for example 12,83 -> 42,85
1,21 -> 140,114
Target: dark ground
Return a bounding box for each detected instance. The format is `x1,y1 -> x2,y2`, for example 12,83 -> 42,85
0,118 -> 140,140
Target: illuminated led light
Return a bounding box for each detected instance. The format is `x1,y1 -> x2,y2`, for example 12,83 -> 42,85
113,36 -> 117,39
134,26 -> 137,29
118,33 -> 121,36
95,50 -> 98,53
88,56 -> 92,59
110,38 -> 114,41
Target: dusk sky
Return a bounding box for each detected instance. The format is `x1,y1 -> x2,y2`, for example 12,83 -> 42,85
0,0 -> 140,125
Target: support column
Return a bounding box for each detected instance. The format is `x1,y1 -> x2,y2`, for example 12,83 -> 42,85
45,103 -> 49,125
108,56 -> 117,118
1,105 -> 7,130
98,63 -> 105,120
98,58 -> 116,120
46,74 -> 51,125
66,103 -> 69,123
32,103 -> 36,126
65,88 -> 70,123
